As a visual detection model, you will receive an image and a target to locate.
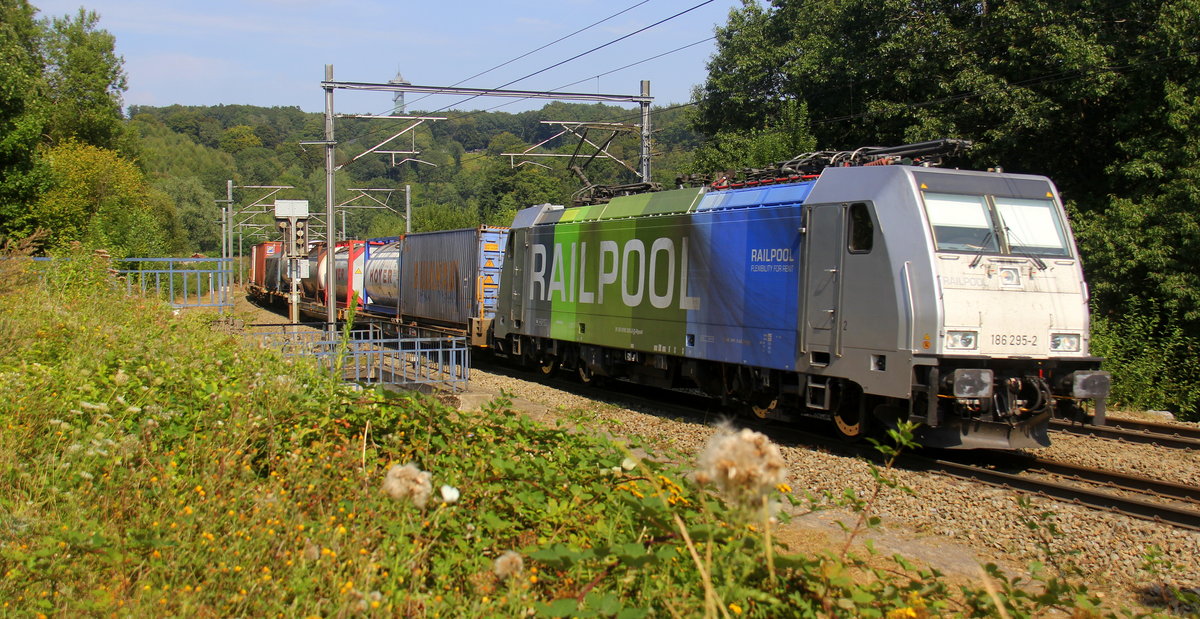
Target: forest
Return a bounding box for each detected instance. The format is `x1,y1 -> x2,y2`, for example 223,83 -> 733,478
1,0 -> 1197,416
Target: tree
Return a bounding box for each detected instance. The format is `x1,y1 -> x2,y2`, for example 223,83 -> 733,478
219,125 -> 262,153
696,0 -> 1200,319
153,176 -> 220,254
42,8 -> 129,152
31,141 -> 176,257
696,0 -> 1200,414
0,0 -> 48,239
688,100 -> 816,175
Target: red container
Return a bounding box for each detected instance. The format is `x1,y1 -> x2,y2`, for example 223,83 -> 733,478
250,242 -> 283,288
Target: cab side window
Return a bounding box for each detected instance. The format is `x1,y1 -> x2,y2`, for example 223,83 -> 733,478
848,202 -> 874,253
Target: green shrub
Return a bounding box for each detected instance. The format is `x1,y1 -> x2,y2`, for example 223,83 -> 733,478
1090,300 -> 1200,420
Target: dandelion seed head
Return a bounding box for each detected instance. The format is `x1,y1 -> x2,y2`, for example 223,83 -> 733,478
696,422 -> 787,508
493,550 -> 524,581
440,485 -> 460,504
381,464 -> 432,509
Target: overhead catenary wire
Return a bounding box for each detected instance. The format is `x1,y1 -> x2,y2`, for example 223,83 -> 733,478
428,0 -> 716,114
462,37 -> 716,118
338,1 -> 718,151
398,0 -> 653,114
450,44 -> 1200,167
346,5 -> 1200,173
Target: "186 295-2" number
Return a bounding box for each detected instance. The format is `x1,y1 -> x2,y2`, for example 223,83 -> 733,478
992,333 -> 1037,346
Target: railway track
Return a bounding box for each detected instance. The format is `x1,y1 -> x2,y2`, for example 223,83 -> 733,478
906,451 -> 1200,532
476,361 -> 1200,531
1050,417 -> 1200,450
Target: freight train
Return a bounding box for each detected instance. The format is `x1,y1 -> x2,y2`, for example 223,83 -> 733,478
249,142 -> 1110,449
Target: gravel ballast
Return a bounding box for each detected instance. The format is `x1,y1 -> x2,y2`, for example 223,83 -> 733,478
466,367 -> 1200,609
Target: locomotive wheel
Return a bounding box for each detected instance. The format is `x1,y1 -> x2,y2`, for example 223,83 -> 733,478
577,363 -> 599,385
833,405 -> 867,440
537,356 -> 559,376
831,384 -> 868,441
750,399 -> 778,419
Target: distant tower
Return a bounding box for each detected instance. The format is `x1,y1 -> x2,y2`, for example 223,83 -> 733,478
389,71 -> 409,113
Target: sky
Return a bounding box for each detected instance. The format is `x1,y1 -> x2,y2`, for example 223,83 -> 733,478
29,0 -> 745,116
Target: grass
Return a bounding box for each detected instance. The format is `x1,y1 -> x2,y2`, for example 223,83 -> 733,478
0,247 -> 1180,617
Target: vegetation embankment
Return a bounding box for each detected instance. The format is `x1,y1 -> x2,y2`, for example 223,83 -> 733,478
3,251 -> 1188,617
4,0 -> 1200,418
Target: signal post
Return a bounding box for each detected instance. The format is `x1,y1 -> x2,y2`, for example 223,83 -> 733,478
274,199 -> 310,324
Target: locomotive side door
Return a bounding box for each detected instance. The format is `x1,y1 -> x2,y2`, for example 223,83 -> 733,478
801,203 -> 846,364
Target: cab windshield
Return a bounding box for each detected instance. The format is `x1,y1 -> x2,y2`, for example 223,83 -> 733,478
922,192 -> 1071,257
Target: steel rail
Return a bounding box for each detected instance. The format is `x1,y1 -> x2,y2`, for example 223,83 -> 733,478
1050,419 -> 1200,450
902,453 -> 1200,531
978,451 -> 1200,504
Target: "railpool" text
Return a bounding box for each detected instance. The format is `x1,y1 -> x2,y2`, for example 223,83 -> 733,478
529,237 -> 701,310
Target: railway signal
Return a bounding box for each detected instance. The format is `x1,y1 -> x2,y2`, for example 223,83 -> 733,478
274,200 -> 311,324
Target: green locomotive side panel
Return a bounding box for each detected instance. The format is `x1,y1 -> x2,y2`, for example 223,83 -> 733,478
594,188 -> 705,220
527,213 -> 696,353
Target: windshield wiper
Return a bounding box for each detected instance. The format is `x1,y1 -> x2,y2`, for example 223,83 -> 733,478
969,231 -> 993,268
1001,227 -> 1048,270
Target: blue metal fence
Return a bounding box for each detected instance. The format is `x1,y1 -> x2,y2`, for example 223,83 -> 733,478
118,257 -> 233,311
247,321 -> 470,392
29,254 -> 234,311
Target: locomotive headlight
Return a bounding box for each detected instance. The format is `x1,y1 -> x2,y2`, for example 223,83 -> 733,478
999,267 -> 1021,287
946,330 -> 978,350
1049,333 -> 1081,352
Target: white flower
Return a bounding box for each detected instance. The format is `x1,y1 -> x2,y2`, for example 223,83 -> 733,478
381,464 -> 432,509
695,422 -> 787,508
621,457 -> 637,471
440,485 -> 460,504
493,551 -> 524,580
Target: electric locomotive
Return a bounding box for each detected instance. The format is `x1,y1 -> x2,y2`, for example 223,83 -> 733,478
490,142 -> 1110,449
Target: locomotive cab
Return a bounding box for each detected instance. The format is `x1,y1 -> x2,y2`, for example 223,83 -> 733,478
801,166 -> 1109,449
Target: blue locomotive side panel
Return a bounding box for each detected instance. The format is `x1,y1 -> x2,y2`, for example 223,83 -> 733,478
682,206 -> 803,370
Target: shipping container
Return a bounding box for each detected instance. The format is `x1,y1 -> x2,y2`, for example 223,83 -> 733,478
363,238 -> 402,315
400,226 -> 508,332
250,242 -> 282,289
300,244 -> 326,301
264,254 -> 284,294
332,240 -> 367,308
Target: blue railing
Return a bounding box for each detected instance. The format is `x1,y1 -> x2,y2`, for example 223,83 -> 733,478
246,321 -> 470,392
118,257 -> 234,311
30,255 -> 234,311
